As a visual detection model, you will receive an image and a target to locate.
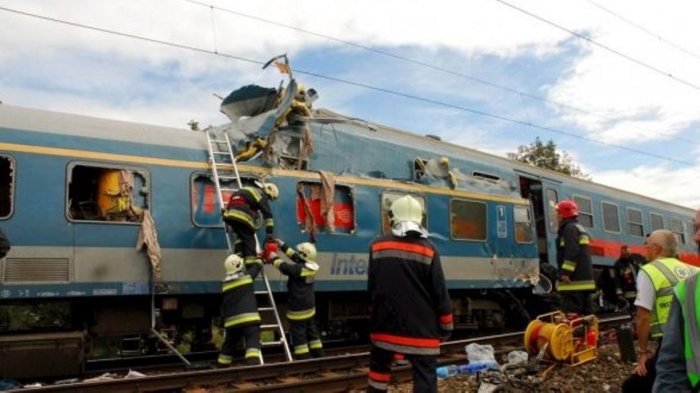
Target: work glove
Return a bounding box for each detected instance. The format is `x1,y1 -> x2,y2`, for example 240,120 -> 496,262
265,252 -> 278,264
275,239 -> 285,247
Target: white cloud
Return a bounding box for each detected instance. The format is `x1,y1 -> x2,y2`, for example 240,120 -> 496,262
594,164 -> 700,209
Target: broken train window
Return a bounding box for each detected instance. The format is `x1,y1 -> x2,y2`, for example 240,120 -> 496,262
266,128 -> 311,170
0,155 -> 15,219
380,191 -> 427,235
67,164 -> 149,223
191,173 -> 258,227
296,181 -> 355,234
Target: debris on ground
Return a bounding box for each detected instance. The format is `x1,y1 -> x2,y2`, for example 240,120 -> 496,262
389,345 -> 636,392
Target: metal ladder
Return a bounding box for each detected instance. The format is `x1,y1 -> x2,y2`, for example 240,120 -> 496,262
205,130 -> 293,363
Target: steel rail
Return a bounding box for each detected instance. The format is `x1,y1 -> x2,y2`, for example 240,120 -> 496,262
20,315 -> 630,392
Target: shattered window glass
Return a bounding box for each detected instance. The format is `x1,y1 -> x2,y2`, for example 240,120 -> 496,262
380,191 -> 427,234
296,182 -> 355,234
546,189 -> 558,233
450,199 -> 487,241
0,155 -> 14,219
191,174 -> 257,227
67,164 -> 149,223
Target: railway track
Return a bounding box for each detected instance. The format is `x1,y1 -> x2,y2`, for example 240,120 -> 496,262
18,314 -> 631,392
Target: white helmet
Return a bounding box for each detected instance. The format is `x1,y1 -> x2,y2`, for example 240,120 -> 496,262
263,183 -> 279,200
224,254 -> 244,274
296,242 -> 317,262
390,195 -> 423,224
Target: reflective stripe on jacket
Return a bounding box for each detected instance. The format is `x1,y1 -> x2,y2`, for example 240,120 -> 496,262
221,273 -> 261,328
641,257 -> 695,338
368,234 -> 453,356
223,187 -> 274,234
673,273 -> 700,388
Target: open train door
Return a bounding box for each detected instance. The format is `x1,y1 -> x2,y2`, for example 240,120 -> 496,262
516,173 -> 562,266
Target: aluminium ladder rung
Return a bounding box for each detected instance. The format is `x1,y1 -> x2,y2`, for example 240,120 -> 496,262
262,341 -> 283,347
205,130 -> 292,363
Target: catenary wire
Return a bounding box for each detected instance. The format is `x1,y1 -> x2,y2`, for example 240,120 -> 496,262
583,0 -> 700,63
494,0 -> 700,92
183,0 -> 696,145
0,4 -> 696,168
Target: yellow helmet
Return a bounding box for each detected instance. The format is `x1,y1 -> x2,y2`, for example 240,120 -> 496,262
390,195 -> 423,224
224,254 -> 244,274
296,83 -> 306,95
296,242 -> 317,262
263,183 -> 279,200
440,157 -> 450,166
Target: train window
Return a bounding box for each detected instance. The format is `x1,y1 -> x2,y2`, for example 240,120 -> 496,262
67,164 -> 149,223
0,155 -> 15,219
380,191 -> 427,234
626,208 -> 644,237
650,213 -> 665,231
450,199 -> 487,241
190,174 -> 257,227
573,195 -> 594,228
601,202 -> 621,233
473,172 -> 500,182
689,221 -> 698,244
514,205 -> 534,243
669,218 -> 685,244
296,182 -> 355,234
546,189 -> 558,233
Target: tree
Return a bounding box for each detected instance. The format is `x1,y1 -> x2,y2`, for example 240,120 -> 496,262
188,119 -> 200,131
507,137 -> 591,180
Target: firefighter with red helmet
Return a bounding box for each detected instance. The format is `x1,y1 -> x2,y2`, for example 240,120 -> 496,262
555,199 -> 596,315
222,182 -> 279,279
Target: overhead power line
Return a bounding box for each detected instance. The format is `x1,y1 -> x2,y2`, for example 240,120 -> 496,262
583,0 -> 700,63
494,0 -> 700,92
183,0 -> 696,145
0,4 -> 696,169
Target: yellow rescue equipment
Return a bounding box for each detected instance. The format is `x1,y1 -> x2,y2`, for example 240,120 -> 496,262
524,311 -> 598,366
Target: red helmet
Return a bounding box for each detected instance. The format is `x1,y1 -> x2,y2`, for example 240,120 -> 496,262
555,200 -> 579,219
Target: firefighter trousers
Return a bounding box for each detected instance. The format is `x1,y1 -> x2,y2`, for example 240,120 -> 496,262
290,318 -> 324,359
218,324 -> 262,366
368,346 -> 437,393
560,290 -> 594,315
227,220 -> 262,279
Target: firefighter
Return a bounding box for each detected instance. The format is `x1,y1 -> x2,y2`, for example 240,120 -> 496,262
555,200 -> 596,315
217,254 -> 263,367
0,228 -> 10,259
367,195 -> 453,393
614,245 -> 645,312
222,181 -> 279,279
266,240 -> 324,359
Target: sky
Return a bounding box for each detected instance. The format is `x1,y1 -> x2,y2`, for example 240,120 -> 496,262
1,0 -> 699,209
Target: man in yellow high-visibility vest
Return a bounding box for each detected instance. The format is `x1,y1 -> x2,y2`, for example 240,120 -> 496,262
653,208 -> 700,392
622,229 -> 696,392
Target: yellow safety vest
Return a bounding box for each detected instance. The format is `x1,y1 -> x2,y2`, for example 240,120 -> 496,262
640,257 -> 695,338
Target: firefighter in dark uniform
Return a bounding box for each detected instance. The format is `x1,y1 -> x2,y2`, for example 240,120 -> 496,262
222,182 -> 279,279
267,241 -> 324,359
555,200 -> 596,315
614,245 -> 645,312
367,195 -> 453,393
217,254 -> 263,367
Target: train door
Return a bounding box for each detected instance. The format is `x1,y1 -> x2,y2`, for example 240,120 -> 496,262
518,176 -> 551,263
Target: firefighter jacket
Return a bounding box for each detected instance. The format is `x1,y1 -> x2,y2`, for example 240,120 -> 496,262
368,233 -> 453,356
223,186 -> 274,234
221,271 -> 261,329
271,244 -> 317,321
0,228 -> 10,259
640,257 -> 695,338
556,217 -> 595,292
614,253 -> 645,299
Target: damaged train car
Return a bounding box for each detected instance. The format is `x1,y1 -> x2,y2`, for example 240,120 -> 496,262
0,73 -> 697,379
